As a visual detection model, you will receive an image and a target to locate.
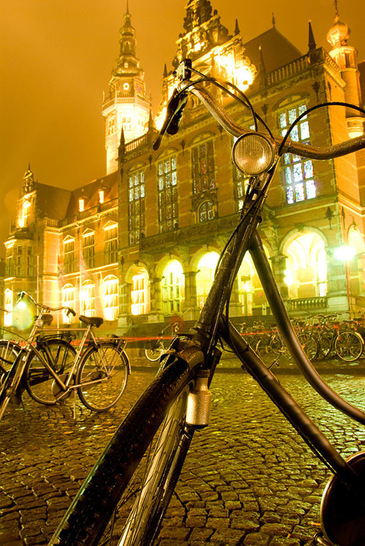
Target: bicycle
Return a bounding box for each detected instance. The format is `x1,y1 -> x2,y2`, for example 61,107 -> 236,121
50,60 -> 365,546
0,294 -> 77,419
0,291 -> 131,418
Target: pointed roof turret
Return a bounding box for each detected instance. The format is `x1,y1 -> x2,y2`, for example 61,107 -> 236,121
234,19 -> 240,36
308,21 -> 316,52
326,2 -> 350,49
23,164 -> 36,194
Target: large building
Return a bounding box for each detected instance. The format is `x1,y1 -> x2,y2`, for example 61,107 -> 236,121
3,0 -> 365,336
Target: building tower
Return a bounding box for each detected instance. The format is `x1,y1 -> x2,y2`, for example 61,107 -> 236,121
326,3 -> 364,138
102,3 -> 151,174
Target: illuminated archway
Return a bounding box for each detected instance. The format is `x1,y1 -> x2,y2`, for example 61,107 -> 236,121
161,260 -> 185,314
196,252 -> 220,309
103,275 -> 119,320
283,232 -> 327,299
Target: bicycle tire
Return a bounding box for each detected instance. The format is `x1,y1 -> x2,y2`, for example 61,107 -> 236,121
144,341 -> 164,361
0,350 -> 25,420
0,340 -> 21,386
297,332 -> 319,361
335,331 -> 363,362
77,342 -> 129,412
49,356 -> 195,545
25,339 -> 76,405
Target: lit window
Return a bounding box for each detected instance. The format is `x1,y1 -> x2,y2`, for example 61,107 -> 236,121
103,276 -> 118,321
191,139 -> 215,194
131,273 -> 150,315
278,104 -> 316,204
128,168 -> 145,244
104,223 -> 118,264
99,189 -> 105,204
79,198 -> 85,212
63,238 -> 75,274
4,289 -> 13,326
158,155 -> 178,232
196,252 -> 220,309
199,201 -> 214,222
82,231 -> 95,269
162,261 -> 185,314
62,284 -> 75,323
81,280 -> 95,317
122,116 -> 132,131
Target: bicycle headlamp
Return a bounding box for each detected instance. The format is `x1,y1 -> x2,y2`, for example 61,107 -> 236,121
233,133 -> 276,175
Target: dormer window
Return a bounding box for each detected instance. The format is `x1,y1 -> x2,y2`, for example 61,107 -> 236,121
99,189 -> 105,204
79,198 -> 85,212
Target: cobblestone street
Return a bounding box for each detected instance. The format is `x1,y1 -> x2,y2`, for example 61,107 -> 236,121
1,358 -> 365,545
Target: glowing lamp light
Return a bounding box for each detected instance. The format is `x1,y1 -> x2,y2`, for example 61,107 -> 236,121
333,245 -> 356,262
12,301 -> 33,330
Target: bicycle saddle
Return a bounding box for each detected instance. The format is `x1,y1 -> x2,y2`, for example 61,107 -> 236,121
79,316 -> 104,327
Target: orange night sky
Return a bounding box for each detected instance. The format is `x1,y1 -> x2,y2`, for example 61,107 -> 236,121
1,0 -> 364,255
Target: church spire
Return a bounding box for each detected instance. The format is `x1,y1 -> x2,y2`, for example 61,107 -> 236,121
103,4 -> 151,174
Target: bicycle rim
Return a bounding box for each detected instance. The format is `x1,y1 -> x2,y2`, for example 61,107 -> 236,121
77,343 -> 129,411
145,344 -> 163,361
25,339 -> 76,405
335,331 -> 363,362
49,357 -> 194,545
0,353 -> 24,419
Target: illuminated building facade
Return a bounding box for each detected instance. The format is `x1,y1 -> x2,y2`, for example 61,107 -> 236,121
3,0 -> 365,334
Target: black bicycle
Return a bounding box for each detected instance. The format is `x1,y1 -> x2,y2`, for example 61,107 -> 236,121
50,60 -> 365,546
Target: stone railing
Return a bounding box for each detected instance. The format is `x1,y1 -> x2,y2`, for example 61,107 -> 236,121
285,297 -> 328,312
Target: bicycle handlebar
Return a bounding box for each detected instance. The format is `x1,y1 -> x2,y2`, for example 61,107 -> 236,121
17,291 -> 76,317
154,61 -> 365,162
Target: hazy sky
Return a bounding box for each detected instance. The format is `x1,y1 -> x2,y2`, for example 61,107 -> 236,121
1,0 -> 364,256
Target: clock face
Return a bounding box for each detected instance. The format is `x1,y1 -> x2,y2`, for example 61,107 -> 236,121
123,82 -> 130,91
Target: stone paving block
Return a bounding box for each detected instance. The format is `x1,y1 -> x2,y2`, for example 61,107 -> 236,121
210,527 -> 246,544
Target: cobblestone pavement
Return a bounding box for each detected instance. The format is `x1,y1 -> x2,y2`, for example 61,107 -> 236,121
1,357 -> 365,545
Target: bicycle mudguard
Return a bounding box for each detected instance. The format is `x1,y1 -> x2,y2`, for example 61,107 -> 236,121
320,451 -> 365,545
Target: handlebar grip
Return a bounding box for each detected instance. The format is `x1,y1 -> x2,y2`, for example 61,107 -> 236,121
66,307 -> 76,317
166,95 -> 188,136
153,89 -> 188,150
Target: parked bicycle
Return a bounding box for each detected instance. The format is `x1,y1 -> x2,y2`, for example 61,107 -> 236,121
0,291 -> 131,419
50,61 -> 365,545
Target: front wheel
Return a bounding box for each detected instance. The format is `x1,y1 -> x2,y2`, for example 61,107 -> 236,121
144,340 -> 164,361
335,331 -> 363,362
49,357 -> 195,545
77,343 -> 129,412
25,339 -> 76,405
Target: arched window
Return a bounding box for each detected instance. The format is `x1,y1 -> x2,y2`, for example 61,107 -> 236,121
199,201 -> 214,222
81,280 -> 95,317
131,272 -> 150,315
62,284 -> 75,323
162,261 -> 185,314
196,252 -> 220,309
4,289 -> 13,327
103,276 -> 119,321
